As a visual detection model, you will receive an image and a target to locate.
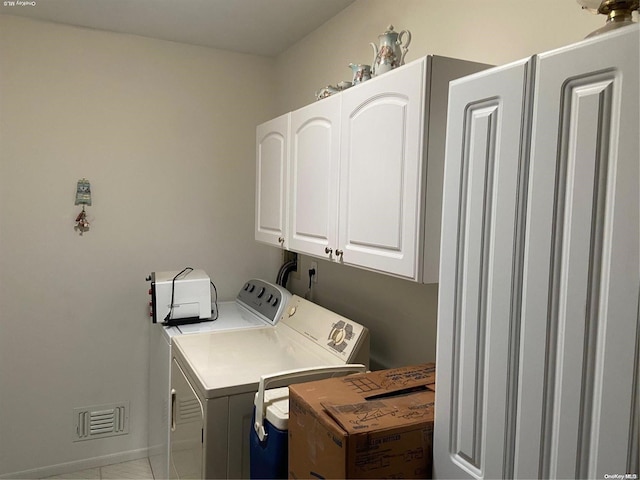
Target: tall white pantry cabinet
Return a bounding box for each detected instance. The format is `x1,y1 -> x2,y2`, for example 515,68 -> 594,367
434,25 -> 639,480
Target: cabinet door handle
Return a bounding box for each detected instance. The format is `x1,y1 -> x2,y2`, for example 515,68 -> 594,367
170,388 -> 177,432
325,247 -> 333,255
335,249 -> 343,258
278,237 -> 284,244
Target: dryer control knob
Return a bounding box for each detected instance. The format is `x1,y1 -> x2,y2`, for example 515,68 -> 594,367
288,306 -> 297,317
330,328 -> 346,344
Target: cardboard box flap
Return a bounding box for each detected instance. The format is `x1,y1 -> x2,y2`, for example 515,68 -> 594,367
322,390 -> 435,435
368,363 -> 435,396
335,363 -> 435,399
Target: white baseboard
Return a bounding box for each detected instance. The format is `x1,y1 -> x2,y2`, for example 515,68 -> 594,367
0,447 -> 150,479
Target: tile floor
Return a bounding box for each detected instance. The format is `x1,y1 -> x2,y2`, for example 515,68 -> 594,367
44,458 -> 153,479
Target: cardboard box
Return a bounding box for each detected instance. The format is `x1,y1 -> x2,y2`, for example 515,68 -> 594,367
288,363 -> 435,479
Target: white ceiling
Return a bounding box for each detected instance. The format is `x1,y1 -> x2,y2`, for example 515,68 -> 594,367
0,0 -> 355,56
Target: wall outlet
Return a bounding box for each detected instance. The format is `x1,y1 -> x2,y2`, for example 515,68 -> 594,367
310,261 -> 318,283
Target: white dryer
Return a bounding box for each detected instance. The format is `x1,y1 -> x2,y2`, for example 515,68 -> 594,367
170,295 -> 370,479
148,278 -> 291,480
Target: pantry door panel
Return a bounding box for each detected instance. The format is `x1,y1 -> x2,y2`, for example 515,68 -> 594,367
434,58 -> 531,479
516,25 -> 639,480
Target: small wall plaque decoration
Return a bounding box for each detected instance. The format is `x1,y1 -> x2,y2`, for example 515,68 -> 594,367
75,178 -> 92,206
74,178 -> 91,235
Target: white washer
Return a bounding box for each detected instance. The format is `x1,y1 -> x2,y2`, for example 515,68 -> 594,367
169,295 -> 370,479
148,279 -> 291,480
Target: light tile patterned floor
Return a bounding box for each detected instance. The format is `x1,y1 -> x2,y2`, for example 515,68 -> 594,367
44,458 -> 153,480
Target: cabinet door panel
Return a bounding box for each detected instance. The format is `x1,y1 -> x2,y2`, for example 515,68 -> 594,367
346,100 -> 404,249
255,114 -> 289,248
517,25 -> 639,479
288,96 -> 340,257
339,59 -> 425,279
434,58 -> 531,479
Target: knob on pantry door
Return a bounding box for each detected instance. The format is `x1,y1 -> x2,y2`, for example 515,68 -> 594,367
325,247 -> 333,255
335,249 -> 344,258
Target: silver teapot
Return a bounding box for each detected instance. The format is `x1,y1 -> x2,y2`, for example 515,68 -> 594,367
370,24 -> 411,76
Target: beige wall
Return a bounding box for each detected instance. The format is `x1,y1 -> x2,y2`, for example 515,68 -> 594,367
275,0 -> 604,370
275,0 -> 604,112
0,15 -> 280,476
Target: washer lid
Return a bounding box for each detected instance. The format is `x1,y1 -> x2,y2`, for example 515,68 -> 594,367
175,301 -> 264,334
173,325 -> 342,398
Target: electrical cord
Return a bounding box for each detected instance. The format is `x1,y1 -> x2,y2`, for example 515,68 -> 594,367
210,280 -> 219,321
308,267 -> 316,289
162,267 -> 193,324
161,267 -> 218,325
304,267 -> 316,300
276,258 -> 297,288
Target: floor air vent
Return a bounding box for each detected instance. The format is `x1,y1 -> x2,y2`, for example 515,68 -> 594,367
73,401 -> 129,441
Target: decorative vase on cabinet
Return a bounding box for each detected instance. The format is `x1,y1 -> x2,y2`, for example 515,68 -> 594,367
434,24 -> 639,480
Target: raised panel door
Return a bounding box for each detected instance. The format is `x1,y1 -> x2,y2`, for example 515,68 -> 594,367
338,59 -> 425,279
288,95 -> 341,258
434,58 -> 532,479
516,25 -> 639,479
255,114 -> 289,248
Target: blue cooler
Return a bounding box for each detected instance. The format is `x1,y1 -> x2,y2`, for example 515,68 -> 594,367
250,386 -> 290,479
250,365 -> 367,479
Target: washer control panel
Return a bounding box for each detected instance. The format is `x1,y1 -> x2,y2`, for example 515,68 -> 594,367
236,279 -> 292,325
281,295 -> 369,362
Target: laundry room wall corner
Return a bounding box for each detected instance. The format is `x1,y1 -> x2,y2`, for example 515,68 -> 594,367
0,15 -> 280,477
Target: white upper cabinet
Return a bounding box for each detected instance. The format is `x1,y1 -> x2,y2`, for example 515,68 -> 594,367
264,55 -> 488,281
288,95 -> 341,257
435,25 -> 639,480
338,58 -> 425,279
255,113 -> 289,249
